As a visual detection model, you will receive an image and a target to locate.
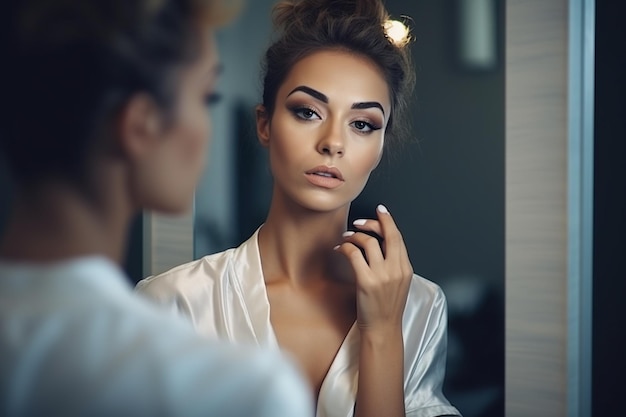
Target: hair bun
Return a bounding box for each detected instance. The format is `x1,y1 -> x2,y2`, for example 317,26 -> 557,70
273,0 -> 387,30
272,0 -> 412,50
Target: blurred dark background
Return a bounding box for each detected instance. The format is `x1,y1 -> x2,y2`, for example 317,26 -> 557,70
592,1 -> 626,415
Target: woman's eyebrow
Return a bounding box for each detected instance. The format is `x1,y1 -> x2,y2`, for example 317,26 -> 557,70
287,85 -> 385,116
287,85 -> 328,102
352,101 -> 385,116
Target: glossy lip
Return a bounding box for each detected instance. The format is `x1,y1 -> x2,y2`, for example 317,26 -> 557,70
304,165 -> 345,189
305,165 -> 344,180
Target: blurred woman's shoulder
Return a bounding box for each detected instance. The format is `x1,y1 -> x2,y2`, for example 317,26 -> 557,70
135,247 -> 238,303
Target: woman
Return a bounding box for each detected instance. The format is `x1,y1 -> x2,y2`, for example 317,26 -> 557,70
137,1 -> 460,416
0,1 -> 313,416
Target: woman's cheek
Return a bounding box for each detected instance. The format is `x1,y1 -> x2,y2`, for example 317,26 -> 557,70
180,106 -> 209,165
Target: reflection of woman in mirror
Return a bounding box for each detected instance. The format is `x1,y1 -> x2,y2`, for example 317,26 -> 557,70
137,1 -> 460,416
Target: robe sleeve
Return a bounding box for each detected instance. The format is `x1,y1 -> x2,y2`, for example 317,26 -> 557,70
404,280 -> 462,417
134,264 -> 200,325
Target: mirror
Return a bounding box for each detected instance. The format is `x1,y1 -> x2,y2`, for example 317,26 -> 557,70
193,1 -> 505,416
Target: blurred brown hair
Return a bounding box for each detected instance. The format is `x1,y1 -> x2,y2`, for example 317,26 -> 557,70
3,0 -> 240,187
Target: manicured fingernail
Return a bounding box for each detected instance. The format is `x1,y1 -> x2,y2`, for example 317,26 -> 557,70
377,204 -> 389,214
353,219 -> 367,226
333,244 -> 341,250
342,231 -> 355,237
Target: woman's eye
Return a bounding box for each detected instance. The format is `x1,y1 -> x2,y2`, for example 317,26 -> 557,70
351,120 -> 380,133
293,107 -> 319,120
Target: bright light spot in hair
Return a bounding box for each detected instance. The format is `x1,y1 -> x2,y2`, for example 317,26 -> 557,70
384,20 -> 410,46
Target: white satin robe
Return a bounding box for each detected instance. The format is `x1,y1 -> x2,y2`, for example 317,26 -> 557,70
136,228 -> 461,417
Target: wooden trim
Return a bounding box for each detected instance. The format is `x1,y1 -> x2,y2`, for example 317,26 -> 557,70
506,0 -> 569,414
142,211 -> 194,277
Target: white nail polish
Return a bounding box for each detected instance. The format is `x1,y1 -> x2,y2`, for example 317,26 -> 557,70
353,219 -> 367,226
377,204 -> 389,214
333,244 -> 341,250
342,231 -> 355,237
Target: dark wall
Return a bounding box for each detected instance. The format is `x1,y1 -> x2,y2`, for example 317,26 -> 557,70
592,1 -> 626,415
0,154 -> 12,239
124,215 -> 144,284
353,1 -> 505,415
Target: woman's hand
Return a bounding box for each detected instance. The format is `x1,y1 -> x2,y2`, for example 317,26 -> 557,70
334,204 -> 413,334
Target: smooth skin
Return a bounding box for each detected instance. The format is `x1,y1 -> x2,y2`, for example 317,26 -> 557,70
256,49 -> 412,417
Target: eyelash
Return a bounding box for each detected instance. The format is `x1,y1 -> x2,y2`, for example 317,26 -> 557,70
352,120 -> 382,133
290,105 -> 319,121
289,106 -> 381,133
204,92 -> 222,107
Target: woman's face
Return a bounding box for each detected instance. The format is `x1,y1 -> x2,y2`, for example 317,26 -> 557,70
258,49 -> 391,213
136,28 -> 221,214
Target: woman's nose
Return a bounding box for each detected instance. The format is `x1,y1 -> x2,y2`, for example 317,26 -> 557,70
316,124 -> 344,156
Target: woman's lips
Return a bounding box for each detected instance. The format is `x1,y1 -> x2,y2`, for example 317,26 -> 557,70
305,166 -> 344,189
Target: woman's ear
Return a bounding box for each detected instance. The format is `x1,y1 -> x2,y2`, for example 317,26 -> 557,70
116,93 -> 162,160
255,104 -> 270,147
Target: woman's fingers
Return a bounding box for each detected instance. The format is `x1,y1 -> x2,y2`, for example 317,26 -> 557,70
333,241 -> 373,280
338,204 -> 413,275
341,230 -> 385,267
351,217 -> 383,237
352,205 -> 408,266
335,204 -> 415,330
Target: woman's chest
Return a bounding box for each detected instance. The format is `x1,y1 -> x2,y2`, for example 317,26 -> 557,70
266,285 -> 356,395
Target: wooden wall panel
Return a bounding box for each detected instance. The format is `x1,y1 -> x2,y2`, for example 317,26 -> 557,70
506,1 -> 569,415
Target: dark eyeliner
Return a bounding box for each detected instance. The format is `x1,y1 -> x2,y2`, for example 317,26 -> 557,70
288,104 -> 318,120
354,120 -> 382,132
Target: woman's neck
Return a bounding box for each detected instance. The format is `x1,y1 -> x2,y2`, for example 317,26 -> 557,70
259,196 -> 355,287
0,179 -> 133,265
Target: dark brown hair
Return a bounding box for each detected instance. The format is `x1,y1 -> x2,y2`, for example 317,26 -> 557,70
260,0 -> 415,146
3,0 -> 239,186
